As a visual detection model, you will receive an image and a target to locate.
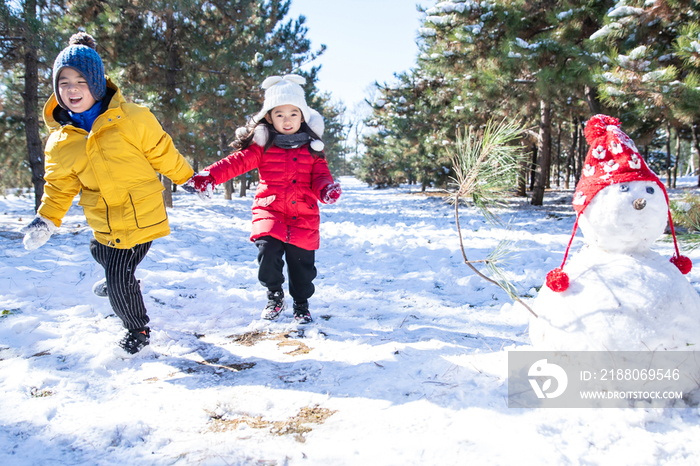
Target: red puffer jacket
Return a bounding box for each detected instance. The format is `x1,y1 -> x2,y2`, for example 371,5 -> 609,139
206,142 -> 334,250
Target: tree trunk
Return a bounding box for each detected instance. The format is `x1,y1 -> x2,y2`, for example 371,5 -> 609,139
565,113 -> 577,190
576,118 -> 584,185
157,173 -> 172,207
555,121 -> 561,188
22,0 -> 45,212
529,144 -> 537,192
219,130 -> 233,200
222,179 -> 232,198
516,142 -> 527,197
691,123 -> 700,186
160,11 -> 180,209
665,121 -> 672,188
673,128 -> 680,189
239,174 -> 247,197
584,85 -> 602,114
531,99 -> 552,206
644,145 -> 649,172
191,136 -> 198,172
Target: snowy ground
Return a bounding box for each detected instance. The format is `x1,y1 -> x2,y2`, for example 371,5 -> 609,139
1,176 -> 700,465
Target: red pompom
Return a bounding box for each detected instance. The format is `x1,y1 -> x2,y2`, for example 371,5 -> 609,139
584,114 -> 620,145
670,255 -> 693,275
546,267 -> 570,292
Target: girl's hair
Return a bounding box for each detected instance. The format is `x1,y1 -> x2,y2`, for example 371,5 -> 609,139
230,113 -> 325,158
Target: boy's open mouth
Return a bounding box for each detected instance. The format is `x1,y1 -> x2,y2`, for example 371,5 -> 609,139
69,96 -> 82,104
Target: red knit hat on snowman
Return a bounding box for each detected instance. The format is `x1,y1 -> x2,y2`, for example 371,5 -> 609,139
546,114 -> 692,292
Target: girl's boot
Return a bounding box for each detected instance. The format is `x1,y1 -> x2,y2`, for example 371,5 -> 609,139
261,290 -> 286,320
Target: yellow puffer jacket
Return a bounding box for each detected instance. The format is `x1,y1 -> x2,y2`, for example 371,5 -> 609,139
38,78 -> 194,249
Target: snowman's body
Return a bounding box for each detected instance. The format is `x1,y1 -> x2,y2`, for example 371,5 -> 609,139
530,180 -> 700,352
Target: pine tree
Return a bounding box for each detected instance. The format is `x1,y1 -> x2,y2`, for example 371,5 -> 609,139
361,0 -> 614,201
591,0 -> 700,186
0,0 -> 63,209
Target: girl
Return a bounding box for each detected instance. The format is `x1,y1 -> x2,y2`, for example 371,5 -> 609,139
22,33 -> 194,354
185,75 -> 341,324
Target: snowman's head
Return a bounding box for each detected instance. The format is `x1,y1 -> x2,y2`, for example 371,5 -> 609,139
578,180 -> 667,254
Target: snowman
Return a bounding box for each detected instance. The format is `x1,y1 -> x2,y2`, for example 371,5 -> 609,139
530,114 -> 700,355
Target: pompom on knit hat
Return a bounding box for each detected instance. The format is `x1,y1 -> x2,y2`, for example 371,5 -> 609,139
52,32 -> 106,109
546,114 -> 692,293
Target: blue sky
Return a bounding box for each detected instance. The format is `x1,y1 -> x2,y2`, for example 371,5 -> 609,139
286,0 -> 426,110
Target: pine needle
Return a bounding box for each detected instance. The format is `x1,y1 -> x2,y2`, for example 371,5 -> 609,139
447,118 -> 537,317
449,118 -> 525,224
484,237 -> 521,301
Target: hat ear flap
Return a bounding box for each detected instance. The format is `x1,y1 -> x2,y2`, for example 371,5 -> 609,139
306,108 -> 324,137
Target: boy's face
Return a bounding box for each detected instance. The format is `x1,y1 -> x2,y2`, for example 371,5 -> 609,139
57,68 -> 97,113
265,104 -> 304,135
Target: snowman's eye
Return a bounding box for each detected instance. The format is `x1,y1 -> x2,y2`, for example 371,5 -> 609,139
646,187 -> 655,194
619,185 -> 629,192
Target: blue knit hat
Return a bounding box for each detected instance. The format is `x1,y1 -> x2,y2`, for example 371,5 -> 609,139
52,32 -> 106,109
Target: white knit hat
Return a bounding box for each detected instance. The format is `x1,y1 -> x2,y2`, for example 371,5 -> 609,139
253,74 -> 311,123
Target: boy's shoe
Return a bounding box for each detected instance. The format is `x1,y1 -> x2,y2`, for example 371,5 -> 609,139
119,326 -> 150,354
293,301 -> 313,324
93,278 -> 108,297
261,290 -> 286,320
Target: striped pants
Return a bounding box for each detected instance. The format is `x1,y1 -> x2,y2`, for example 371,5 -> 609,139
89,238 -> 152,330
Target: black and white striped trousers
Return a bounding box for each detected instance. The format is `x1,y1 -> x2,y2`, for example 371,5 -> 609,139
89,238 -> 152,330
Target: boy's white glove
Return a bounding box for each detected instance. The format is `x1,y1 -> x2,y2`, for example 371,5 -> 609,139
21,215 -> 58,250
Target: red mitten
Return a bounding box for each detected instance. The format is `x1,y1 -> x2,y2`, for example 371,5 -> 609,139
183,171 -> 216,200
321,182 -> 342,204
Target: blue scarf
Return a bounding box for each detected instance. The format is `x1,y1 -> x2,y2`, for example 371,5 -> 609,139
69,100 -> 102,132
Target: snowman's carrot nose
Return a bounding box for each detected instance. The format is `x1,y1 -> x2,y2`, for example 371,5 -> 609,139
633,198 -> 647,210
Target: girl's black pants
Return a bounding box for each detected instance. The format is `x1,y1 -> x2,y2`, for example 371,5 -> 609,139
255,236 -> 316,303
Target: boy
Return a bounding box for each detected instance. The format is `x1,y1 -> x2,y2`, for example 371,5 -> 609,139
22,33 -> 194,354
